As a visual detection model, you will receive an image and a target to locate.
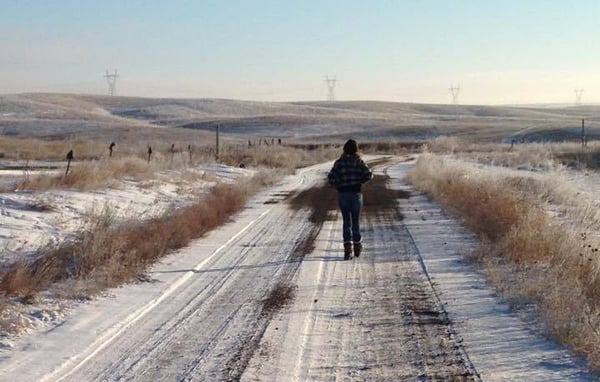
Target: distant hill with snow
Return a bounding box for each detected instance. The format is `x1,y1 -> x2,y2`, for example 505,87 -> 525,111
1,93 -> 599,143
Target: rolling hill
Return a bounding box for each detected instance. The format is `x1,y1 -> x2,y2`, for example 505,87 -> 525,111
1,93 -> 599,143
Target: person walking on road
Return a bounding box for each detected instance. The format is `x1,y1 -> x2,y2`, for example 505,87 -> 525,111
327,139 -> 373,260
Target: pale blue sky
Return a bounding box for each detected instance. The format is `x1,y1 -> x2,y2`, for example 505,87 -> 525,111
1,0 -> 599,104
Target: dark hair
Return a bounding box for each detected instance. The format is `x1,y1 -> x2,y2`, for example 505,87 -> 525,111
343,139 -> 358,155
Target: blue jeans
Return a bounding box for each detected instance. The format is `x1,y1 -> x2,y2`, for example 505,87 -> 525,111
338,192 -> 363,244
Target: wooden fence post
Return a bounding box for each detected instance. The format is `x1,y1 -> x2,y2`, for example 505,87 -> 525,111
65,150 -> 73,176
215,125 -> 220,161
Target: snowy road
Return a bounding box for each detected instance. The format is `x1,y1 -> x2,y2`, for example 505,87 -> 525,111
0,158 -> 595,381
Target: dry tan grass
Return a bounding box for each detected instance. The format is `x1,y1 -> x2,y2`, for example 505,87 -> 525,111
0,136 -> 212,161
0,297 -> 9,332
554,143 -> 600,170
425,136 -> 470,154
7,142 -> 339,193
0,162 -> 286,302
287,141 -> 424,155
360,141 -> 425,154
461,149 -> 559,171
0,137 -> 107,161
408,155 -> 532,242
0,180 -> 253,298
16,156 -> 155,191
0,141 -> 341,300
428,137 -> 553,170
219,144 -> 339,170
408,153 -> 600,369
0,296 -> 38,336
426,137 -> 600,172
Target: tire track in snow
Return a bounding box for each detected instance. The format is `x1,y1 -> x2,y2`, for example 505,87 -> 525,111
183,232 -> 308,380
380,161 -> 480,380
45,208 -> 274,382
83,207 -> 311,381
58,168 -> 328,381
202,175 -> 338,380
96,220 -> 277,381
290,216 -> 337,380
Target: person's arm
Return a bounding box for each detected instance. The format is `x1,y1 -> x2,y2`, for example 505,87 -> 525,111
327,161 -> 340,186
360,160 -> 373,183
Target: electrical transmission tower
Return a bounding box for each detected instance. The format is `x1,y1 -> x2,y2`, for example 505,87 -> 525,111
449,84 -> 460,105
104,69 -> 119,96
575,88 -> 584,106
324,76 -> 337,101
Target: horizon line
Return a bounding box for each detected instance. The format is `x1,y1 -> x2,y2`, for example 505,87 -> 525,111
2,91 -> 599,109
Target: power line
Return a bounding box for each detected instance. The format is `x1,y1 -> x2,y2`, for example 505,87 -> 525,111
449,84 -> 460,105
449,84 -> 461,121
324,75 -> 337,101
575,88 -> 584,106
104,69 -> 119,96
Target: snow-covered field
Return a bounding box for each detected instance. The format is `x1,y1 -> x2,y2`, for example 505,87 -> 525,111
0,162 -> 254,342
0,157 -> 595,381
0,163 -> 252,262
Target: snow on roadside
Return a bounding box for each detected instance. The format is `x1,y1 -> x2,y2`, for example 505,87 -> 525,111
0,163 -> 309,378
0,163 -> 253,262
392,160 -> 595,380
436,155 -> 600,240
0,162 -> 253,346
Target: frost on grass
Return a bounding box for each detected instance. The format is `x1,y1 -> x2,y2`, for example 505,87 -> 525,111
408,153 -> 600,370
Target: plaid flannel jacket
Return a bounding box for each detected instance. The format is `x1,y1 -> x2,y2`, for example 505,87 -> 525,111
327,155 -> 373,191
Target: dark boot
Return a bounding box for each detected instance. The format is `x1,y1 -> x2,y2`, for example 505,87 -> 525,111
344,243 -> 353,260
353,242 -> 363,258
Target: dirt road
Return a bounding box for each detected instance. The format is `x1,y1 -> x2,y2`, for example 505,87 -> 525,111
0,158 -> 594,381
